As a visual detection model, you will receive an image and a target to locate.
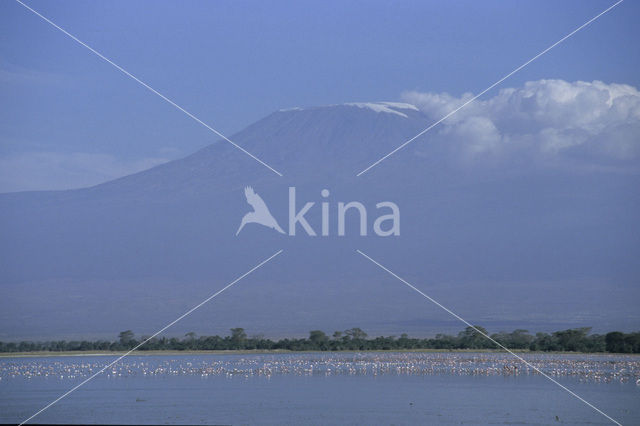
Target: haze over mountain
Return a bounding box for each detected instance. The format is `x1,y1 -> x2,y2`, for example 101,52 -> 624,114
1,84 -> 639,340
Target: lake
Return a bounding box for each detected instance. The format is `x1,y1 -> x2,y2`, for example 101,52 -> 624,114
1,352 -> 638,425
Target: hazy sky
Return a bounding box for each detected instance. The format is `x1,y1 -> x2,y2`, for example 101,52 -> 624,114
1,0 -> 639,191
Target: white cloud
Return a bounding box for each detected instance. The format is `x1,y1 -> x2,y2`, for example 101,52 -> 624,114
402,79 -> 640,168
0,152 -> 170,193
0,62 -> 66,86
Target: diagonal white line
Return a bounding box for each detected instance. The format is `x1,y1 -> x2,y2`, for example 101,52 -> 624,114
19,249 -> 284,426
356,0 -> 624,176
356,249 -> 622,425
14,0 -> 283,177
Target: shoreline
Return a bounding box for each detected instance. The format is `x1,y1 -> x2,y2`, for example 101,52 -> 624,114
1,348 -> 636,358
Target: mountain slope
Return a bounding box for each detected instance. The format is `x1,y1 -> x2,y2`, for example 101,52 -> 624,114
1,102 -> 638,340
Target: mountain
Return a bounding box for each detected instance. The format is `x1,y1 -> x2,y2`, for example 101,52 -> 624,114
1,102 -> 638,340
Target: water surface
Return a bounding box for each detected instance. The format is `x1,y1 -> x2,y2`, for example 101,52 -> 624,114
1,352 -> 638,425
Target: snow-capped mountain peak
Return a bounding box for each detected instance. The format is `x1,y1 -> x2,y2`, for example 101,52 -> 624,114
344,102 -> 419,118
278,102 -> 420,118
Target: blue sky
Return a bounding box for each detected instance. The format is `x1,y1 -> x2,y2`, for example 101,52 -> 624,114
1,0 -> 638,191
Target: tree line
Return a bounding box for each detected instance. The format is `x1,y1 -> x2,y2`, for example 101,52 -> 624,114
1,326 -> 639,354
